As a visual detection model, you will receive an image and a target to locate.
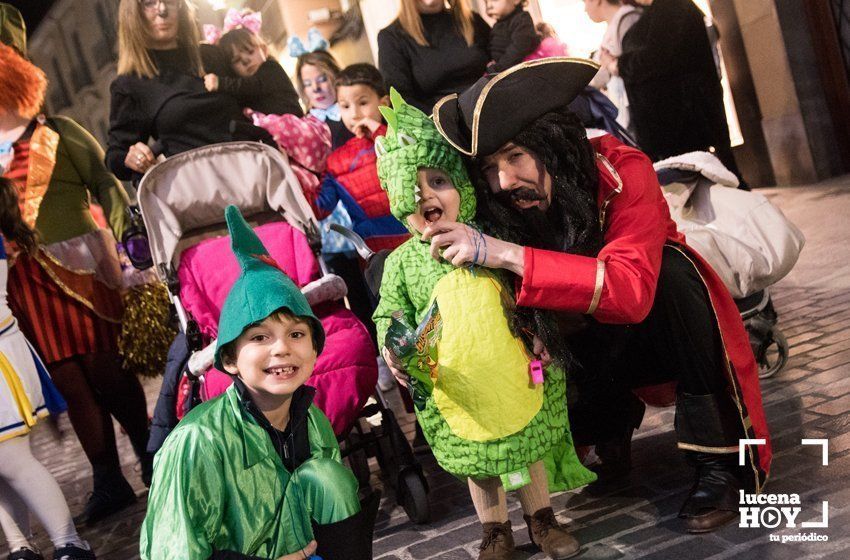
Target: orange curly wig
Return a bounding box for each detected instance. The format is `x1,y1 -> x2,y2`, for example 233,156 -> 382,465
0,43 -> 47,119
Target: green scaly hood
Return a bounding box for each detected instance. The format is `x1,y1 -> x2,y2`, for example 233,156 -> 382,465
375,88 -> 475,237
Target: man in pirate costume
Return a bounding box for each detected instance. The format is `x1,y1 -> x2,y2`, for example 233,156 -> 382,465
419,58 -> 771,533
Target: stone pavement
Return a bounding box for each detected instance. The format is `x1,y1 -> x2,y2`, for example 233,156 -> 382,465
2,176 -> 850,560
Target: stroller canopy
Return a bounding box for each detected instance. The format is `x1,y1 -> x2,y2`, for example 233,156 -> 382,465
137,142 -> 320,273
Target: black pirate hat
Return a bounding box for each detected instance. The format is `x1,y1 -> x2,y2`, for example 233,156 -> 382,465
433,57 -> 599,157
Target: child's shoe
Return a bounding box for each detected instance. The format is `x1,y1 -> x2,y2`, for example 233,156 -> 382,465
52,542 -> 95,560
477,520 -> 514,560
523,507 -> 580,559
8,546 -> 43,560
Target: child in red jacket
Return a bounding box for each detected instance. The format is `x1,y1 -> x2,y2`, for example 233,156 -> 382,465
317,64 -> 409,254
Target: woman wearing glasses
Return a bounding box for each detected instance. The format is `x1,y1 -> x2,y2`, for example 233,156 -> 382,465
106,0 -> 268,180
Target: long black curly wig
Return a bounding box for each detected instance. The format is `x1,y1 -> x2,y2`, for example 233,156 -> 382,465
471,109 -> 604,370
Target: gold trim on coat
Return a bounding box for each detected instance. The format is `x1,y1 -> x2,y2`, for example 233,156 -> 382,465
586,259 -> 605,314
678,443 -> 741,454
31,251 -> 122,324
21,122 -> 59,229
596,153 -> 623,230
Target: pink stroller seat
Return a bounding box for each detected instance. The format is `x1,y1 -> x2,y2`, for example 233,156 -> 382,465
176,220 -> 377,436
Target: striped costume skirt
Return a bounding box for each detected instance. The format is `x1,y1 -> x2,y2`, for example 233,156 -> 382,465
7,251 -> 123,364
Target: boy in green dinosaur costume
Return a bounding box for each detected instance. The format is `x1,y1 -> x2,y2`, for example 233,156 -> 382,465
373,90 -> 595,560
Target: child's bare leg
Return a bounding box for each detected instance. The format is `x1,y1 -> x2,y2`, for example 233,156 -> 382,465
467,476 -> 508,523
516,461 -> 550,515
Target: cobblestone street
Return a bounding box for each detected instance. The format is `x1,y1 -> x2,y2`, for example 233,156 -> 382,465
2,176 -> 849,560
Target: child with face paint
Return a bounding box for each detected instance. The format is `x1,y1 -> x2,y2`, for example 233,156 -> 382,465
372,90 -> 594,560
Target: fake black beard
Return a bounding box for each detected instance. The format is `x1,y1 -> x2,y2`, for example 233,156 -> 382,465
516,206 -> 566,253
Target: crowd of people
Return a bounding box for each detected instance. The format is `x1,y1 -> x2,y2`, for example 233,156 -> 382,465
0,1 -> 770,559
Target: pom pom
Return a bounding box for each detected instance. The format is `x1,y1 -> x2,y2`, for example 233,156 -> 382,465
118,282 -> 176,378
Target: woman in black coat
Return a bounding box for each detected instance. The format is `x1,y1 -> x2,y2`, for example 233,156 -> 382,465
377,0 -> 490,114
107,0 -> 266,180
603,0 -> 745,185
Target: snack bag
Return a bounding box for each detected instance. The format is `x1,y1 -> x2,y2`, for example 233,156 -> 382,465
385,303 -> 442,409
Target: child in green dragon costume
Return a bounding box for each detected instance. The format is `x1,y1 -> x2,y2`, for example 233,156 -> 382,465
373,90 -> 595,560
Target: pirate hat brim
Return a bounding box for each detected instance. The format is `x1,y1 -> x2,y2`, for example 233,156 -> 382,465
433,57 -> 600,157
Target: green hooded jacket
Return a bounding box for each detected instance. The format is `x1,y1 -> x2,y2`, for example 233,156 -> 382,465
141,208 -> 358,558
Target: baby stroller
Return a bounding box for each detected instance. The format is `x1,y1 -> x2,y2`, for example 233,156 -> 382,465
654,152 -> 803,378
137,141 -> 430,523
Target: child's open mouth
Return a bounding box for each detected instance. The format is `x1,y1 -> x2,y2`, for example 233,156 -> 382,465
423,208 -> 443,224
265,366 -> 298,379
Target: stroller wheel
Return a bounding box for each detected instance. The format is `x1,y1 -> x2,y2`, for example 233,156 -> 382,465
345,432 -> 372,489
398,468 -> 430,524
758,327 -> 789,379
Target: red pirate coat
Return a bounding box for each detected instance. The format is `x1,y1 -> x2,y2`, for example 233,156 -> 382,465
516,134 -> 771,491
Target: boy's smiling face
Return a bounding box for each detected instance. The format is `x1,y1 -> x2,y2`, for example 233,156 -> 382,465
407,168 -> 461,234
223,312 -> 316,403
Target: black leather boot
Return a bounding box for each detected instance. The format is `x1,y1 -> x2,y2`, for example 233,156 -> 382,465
679,451 -> 742,532
312,489 -> 380,560
675,392 -> 748,533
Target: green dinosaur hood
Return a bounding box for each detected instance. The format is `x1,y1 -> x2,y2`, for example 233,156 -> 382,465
375,89 -> 475,237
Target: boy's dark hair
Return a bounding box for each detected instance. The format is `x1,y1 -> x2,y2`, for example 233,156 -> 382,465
0,177 -> 38,254
335,63 -> 388,98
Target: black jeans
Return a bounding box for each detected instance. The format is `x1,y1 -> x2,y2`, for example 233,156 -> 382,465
567,246 -> 729,445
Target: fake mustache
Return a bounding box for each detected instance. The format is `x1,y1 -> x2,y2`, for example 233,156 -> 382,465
496,186 -> 546,205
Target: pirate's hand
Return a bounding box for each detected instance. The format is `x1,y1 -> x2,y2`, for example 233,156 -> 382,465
422,222 -> 525,275
382,346 -> 409,388
532,334 -> 553,368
